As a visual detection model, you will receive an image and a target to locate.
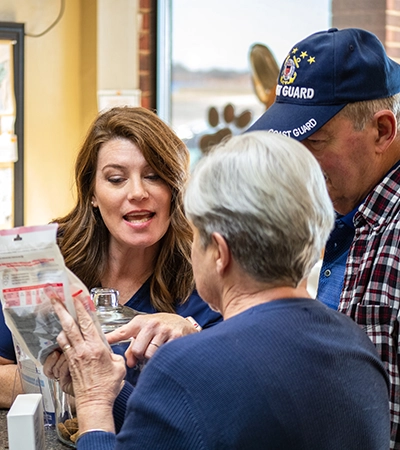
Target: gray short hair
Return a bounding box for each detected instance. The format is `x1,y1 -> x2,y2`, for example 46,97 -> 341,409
339,93 -> 400,131
184,131 -> 335,287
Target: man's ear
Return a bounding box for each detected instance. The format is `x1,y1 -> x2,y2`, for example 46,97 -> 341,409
211,232 -> 231,276
374,110 -> 397,153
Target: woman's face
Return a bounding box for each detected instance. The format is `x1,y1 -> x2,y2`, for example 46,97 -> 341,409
92,138 -> 172,253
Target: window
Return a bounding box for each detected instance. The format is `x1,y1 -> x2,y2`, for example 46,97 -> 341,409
0,22 -> 24,227
158,0 -> 330,165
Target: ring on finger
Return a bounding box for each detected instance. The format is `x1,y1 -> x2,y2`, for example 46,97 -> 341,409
62,344 -> 72,353
149,342 -> 160,348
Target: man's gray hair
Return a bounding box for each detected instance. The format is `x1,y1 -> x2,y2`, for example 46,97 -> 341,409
184,131 -> 335,288
339,93 -> 400,131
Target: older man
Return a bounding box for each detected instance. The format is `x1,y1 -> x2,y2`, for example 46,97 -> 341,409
247,27 -> 400,449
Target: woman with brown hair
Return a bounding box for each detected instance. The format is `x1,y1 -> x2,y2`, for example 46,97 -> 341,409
45,106 -> 221,384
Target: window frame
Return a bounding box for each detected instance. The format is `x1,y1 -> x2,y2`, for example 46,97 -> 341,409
0,22 -> 24,227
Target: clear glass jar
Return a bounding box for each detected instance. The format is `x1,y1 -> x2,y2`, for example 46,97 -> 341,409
54,381 -> 78,447
92,287 -> 147,385
55,287 -> 144,447
91,287 -> 142,332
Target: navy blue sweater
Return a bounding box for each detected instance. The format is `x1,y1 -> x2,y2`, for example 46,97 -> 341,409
79,298 -> 390,449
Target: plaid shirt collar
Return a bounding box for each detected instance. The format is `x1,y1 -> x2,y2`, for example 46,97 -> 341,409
355,161 -> 400,229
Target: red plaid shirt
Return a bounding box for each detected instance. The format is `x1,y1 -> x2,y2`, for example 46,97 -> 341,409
339,165 -> 400,450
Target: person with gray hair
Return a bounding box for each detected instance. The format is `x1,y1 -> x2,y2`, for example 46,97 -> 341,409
185,131 -> 332,289
46,131 -> 389,450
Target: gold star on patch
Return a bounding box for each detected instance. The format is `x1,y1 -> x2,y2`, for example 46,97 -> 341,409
300,51 -> 308,59
292,47 -> 298,54
307,56 -> 316,64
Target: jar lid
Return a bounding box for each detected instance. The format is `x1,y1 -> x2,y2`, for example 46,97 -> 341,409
90,287 -> 119,308
90,287 -> 144,333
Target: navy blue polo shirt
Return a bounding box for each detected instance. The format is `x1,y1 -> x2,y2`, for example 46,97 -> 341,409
317,208 -> 357,310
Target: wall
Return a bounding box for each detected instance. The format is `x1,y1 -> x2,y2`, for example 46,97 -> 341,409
0,0 -> 99,226
0,1 -> 101,227
98,0 -> 138,90
80,0 -> 99,140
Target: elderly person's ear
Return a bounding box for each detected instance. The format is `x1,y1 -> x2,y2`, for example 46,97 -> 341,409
373,110 -> 397,152
212,233 -> 231,275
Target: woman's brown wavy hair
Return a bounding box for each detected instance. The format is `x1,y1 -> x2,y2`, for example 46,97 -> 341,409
53,106 -> 194,313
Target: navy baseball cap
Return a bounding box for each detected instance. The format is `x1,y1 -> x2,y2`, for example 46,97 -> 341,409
247,28 -> 400,140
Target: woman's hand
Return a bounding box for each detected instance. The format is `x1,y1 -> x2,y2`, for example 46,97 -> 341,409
106,313 -> 198,367
50,293 -> 126,433
43,350 -> 74,396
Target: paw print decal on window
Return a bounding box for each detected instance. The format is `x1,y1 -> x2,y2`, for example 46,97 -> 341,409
199,103 -> 252,154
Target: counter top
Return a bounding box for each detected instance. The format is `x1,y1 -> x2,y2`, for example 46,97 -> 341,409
0,409 -> 70,450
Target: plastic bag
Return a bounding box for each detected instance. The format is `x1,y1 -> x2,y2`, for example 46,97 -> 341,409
0,224 -> 105,366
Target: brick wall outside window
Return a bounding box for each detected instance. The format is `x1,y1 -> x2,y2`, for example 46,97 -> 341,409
139,0 -> 157,109
332,0 -> 400,62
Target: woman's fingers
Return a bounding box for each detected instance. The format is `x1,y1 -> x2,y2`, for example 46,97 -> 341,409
58,356 -> 74,397
99,310 -> 200,368
50,296 -> 83,343
51,351 -> 69,380
122,313 -> 195,364
106,317 -> 141,344
130,326 -> 167,359
42,345 -> 74,395
72,296 -> 103,344
124,344 -> 139,368
43,350 -> 62,379
122,315 -> 165,362
51,293 -> 106,354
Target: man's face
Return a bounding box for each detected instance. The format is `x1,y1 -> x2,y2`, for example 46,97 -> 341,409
302,113 -> 380,215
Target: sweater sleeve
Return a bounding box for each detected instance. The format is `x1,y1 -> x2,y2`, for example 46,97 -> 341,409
113,381 -> 134,433
115,363 -> 207,450
77,431 -> 116,450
